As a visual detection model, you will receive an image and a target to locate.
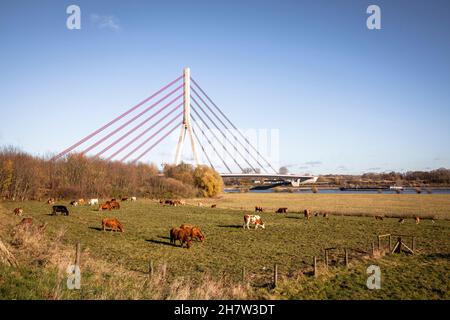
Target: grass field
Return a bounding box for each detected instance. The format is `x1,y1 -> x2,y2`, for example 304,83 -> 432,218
0,193 -> 449,299
189,193 -> 450,219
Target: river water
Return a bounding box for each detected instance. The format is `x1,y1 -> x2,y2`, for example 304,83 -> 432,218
225,188 -> 450,195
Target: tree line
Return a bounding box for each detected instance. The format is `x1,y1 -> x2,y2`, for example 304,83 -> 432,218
0,146 -> 223,201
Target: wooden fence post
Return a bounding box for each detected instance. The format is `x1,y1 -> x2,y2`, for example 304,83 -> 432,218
273,264 -> 278,288
325,250 -> 329,268
371,242 -> 375,257
411,237 -> 415,253
377,236 -> 381,251
388,235 -> 392,254
149,260 -> 154,278
313,256 -> 317,278
75,242 -> 81,266
344,249 -> 349,267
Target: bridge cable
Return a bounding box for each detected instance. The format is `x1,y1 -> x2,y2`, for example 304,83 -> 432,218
82,85 -> 183,154
94,94 -> 183,158
191,106 -> 244,172
131,120 -> 183,164
191,96 -> 257,173
121,111 -> 183,162
50,75 -> 183,161
191,115 -> 232,173
191,77 -> 278,174
106,103 -> 183,161
191,125 -> 215,170
191,87 -> 268,174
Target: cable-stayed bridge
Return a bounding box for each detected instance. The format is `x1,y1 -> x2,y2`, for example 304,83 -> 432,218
51,68 -> 317,186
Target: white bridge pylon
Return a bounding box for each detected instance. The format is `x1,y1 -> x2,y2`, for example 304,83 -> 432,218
174,67 -> 201,166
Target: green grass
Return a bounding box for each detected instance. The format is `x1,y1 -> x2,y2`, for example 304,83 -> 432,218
197,193 -> 450,219
1,194 -> 449,299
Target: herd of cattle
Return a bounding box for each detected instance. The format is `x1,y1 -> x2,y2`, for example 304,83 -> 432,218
10,199 -> 426,249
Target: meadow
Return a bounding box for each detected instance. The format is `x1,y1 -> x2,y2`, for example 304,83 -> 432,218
0,193 -> 449,299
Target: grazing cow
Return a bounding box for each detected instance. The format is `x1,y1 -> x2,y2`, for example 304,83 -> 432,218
70,201 -> 78,206
255,206 -> 263,212
164,199 -> 174,206
170,227 -> 192,248
314,212 -> 319,217
304,209 -> 311,219
88,198 -> 99,206
374,215 -> 384,221
415,216 -> 421,224
110,198 -> 117,202
180,224 -> 205,242
99,203 -> 112,211
323,213 -> 329,218
110,201 -> 120,210
78,199 -> 85,205
17,217 -> 33,229
398,218 -> 405,224
130,196 -> 137,202
211,204 -> 217,208
52,205 -> 69,216
243,214 -> 265,230
276,207 -> 287,214
121,197 -> 129,202
47,198 -> 55,205
13,208 -> 23,216
102,218 -> 124,232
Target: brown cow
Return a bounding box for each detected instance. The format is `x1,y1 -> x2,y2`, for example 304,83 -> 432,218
78,199 -> 85,205
375,215 -> 384,221
13,208 -> 23,216
99,203 -> 112,211
180,224 -> 205,242
18,217 -> 33,228
110,201 -> 120,210
276,207 -> 287,213
323,213 -> 329,218
415,216 -> 421,224
102,218 -> 124,232
14,218 -> 47,233
170,227 -> 192,248
211,204 -> 217,208
255,206 -> 263,212
121,197 -> 129,202
304,209 -> 311,219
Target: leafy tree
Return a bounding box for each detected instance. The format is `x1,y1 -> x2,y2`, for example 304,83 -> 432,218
193,165 -> 223,197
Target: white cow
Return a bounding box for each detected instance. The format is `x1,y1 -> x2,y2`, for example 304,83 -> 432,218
88,198 -> 99,206
130,196 -> 137,202
243,214 -> 265,230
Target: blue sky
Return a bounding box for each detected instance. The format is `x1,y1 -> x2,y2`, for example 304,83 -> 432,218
1,0 -> 449,174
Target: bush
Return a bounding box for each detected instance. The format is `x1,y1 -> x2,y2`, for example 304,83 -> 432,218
193,166 -> 223,197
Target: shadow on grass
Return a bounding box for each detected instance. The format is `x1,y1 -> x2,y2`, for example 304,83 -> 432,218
89,226 -> 123,232
146,238 -> 178,247
89,226 -> 103,231
218,224 -> 242,229
284,216 -> 302,220
424,252 -> 450,260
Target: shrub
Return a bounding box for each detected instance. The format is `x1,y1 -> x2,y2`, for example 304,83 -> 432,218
193,166 -> 223,197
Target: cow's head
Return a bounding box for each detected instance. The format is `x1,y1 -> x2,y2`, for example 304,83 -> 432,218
258,219 -> 265,229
